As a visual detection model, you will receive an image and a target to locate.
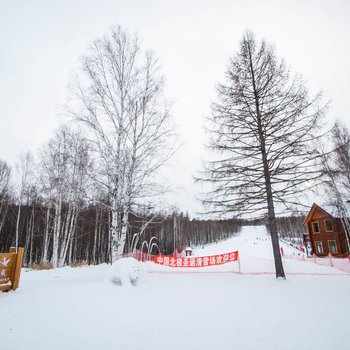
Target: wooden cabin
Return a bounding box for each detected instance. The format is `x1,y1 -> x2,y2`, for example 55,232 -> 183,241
303,203 -> 350,257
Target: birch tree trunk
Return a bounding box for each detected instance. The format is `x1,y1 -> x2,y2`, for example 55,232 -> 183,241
59,206 -> 77,267
52,195 -> 62,268
42,203 -> 51,264
15,204 -> 22,252
29,204 -> 35,266
0,160 -> 11,237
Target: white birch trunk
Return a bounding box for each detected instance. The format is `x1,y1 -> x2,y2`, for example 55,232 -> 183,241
24,218 -> 31,266
43,204 -> 51,263
68,233 -> 74,265
59,206 -> 77,267
52,196 -> 62,268
110,196 -> 120,262
117,206 -> 129,257
58,204 -> 72,267
15,204 -> 22,252
93,208 -> 100,264
29,205 -> 35,266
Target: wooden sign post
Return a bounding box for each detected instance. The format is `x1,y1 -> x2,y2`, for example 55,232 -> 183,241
0,247 -> 24,292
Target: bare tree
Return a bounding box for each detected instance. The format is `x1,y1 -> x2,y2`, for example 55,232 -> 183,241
58,129 -> 90,267
321,121 -> 350,250
39,126 -> 90,267
68,26 -> 174,261
14,151 -> 35,252
330,122 -> 350,195
0,159 -> 11,239
198,32 -> 327,279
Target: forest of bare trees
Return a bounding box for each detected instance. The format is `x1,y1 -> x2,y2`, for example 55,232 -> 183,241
0,197 -> 244,266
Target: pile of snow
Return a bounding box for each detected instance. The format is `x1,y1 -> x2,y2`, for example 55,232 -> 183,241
106,258 -> 144,287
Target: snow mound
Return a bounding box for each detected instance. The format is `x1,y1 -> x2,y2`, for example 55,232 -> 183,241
106,258 -> 144,287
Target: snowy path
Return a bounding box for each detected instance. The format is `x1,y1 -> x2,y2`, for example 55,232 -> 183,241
1,226 -> 350,350
149,225 -> 347,275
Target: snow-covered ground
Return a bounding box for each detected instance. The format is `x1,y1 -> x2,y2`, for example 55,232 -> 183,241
1,226 -> 349,350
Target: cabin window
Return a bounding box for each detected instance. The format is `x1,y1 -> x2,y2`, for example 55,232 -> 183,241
328,240 -> 337,253
324,219 -> 333,232
315,241 -> 323,254
312,221 -> 320,233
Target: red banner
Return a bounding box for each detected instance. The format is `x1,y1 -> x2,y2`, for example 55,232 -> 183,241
154,251 -> 239,268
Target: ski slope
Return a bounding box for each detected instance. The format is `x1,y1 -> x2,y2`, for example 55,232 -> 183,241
148,225 -> 345,275
194,225 -> 347,274
1,226 -> 349,350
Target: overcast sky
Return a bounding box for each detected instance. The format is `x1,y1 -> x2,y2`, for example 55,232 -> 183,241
1,0 -> 349,216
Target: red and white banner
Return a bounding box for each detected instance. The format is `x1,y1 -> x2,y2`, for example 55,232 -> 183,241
154,251 -> 239,268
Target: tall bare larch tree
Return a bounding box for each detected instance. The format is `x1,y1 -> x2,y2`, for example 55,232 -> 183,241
199,32 -> 327,278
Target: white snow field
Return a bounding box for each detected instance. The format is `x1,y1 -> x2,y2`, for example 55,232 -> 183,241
1,226 -> 350,350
